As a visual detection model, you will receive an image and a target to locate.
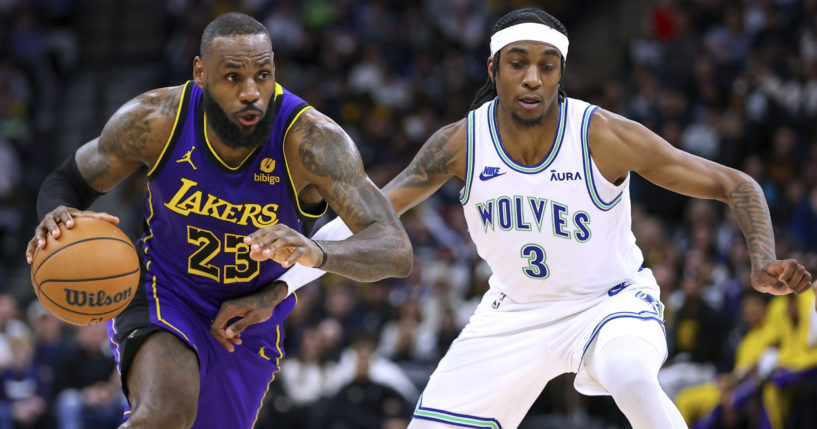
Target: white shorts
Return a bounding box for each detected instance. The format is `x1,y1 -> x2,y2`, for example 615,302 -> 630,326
410,268 -> 668,429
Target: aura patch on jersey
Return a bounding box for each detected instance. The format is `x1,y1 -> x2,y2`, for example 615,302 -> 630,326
473,196 -> 591,241
164,177 -> 280,228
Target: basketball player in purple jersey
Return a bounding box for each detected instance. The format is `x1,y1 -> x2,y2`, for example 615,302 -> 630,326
25,12 -> 412,429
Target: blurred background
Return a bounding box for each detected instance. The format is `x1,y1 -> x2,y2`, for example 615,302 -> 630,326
2,0 -> 817,428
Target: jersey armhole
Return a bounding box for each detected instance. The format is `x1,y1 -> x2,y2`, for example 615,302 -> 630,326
147,81 -> 192,180
459,110 -> 476,205
580,105 -> 624,211
281,103 -> 329,221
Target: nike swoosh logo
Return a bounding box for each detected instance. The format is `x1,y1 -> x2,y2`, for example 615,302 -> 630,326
479,172 -> 506,181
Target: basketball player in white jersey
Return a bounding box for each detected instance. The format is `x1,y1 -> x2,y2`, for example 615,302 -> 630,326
230,7 -> 813,429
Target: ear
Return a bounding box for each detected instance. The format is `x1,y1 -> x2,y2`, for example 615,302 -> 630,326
193,56 -> 205,90
487,57 -> 495,84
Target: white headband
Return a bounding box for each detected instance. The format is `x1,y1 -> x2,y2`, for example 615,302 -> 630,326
489,22 -> 569,60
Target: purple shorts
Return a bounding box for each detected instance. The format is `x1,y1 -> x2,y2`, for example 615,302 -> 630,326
107,274 -> 296,428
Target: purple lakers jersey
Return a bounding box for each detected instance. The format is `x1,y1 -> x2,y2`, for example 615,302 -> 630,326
140,81 -> 323,318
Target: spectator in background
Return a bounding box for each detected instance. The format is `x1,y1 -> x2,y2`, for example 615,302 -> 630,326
0,336 -> 51,429
789,186 -> 817,253
659,274 -> 728,400
320,332 -> 411,429
53,325 -> 122,429
0,295 -> 31,370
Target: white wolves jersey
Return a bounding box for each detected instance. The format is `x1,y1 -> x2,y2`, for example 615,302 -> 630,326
460,97 -> 644,303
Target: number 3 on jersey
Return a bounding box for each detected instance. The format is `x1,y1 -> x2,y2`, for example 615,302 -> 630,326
521,243 -> 549,279
187,226 -> 260,283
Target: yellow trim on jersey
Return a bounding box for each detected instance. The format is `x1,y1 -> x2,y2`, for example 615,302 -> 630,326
143,184 -> 194,347
202,83 -> 284,171
143,184 -> 157,254
274,324 -> 283,367
251,374 -> 275,429
109,317 -> 122,375
147,82 -> 191,177
293,291 -> 298,305
281,105 -> 325,219
151,272 -> 193,345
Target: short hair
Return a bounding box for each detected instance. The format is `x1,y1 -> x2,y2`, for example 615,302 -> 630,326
200,12 -> 271,58
470,8 -> 568,110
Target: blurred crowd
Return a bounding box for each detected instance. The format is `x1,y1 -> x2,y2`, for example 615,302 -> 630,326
3,0 -> 817,428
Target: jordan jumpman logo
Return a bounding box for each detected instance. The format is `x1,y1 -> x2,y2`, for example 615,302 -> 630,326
177,146 -> 197,170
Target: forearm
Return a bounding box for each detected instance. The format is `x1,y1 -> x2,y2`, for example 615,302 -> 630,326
727,178 -> 776,268
318,217 -> 412,282
37,154 -> 105,219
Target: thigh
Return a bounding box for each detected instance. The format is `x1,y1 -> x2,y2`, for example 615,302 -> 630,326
412,292 -> 573,429
126,331 -> 200,418
573,287 -> 667,396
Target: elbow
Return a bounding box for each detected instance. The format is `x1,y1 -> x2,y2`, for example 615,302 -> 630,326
394,236 -> 414,278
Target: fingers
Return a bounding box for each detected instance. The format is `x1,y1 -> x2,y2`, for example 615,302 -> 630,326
771,259 -> 812,294
787,266 -> 812,294
245,225 -> 309,265
778,259 -> 797,280
87,211 -> 120,225
226,316 -> 255,340
754,270 -> 792,296
210,303 -> 245,353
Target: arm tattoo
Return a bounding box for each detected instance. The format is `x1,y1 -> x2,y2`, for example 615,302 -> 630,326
728,180 -> 775,266
290,115 -> 412,281
292,118 -> 372,229
256,282 -> 286,308
401,122 -> 461,187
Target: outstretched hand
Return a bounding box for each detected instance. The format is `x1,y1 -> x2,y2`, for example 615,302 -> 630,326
25,206 -> 119,264
244,224 -> 323,268
210,281 -> 287,352
752,259 -> 812,296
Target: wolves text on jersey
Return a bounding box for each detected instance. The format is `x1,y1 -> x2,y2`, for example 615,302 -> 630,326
474,196 -> 591,242
164,177 -> 280,228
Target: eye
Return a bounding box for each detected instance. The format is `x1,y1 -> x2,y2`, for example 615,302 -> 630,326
258,71 -> 271,80
226,73 -> 238,82
510,61 -> 525,69
542,63 -> 556,71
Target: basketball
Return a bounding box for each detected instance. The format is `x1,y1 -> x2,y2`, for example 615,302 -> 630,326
30,217 -> 140,326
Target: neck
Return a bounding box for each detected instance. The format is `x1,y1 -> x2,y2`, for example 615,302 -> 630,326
495,100 -> 560,166
204,119 -> 256,167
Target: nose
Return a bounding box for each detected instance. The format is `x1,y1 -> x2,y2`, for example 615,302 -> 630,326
522,66 -> 542,90
238,78 -> 260,104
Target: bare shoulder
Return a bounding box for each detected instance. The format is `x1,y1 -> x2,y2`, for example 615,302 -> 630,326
587,108 -> 643,148
98,84 -> 187,166
586,107 -> 659,179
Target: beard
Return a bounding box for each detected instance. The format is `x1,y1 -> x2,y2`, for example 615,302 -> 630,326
202,88 -> 276,149
510,111 -> 546,129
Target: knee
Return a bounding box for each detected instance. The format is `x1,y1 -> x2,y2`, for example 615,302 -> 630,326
589,340 -> 663,395
124,396 -> 197,429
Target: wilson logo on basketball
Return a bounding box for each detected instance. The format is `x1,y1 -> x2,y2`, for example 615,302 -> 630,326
255,158 -> 280,185
64,288 -> 132,307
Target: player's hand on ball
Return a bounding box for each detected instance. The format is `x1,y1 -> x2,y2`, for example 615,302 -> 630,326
210,281 -> 287,352
25,206 -> 119,264
752,259 -> 812,295
244,224 -> 323,268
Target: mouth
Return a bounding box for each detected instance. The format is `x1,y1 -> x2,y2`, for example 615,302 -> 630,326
517,96 -> 542,110
237,112 -> 261,126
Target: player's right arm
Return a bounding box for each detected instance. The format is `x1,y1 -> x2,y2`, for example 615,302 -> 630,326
382,119 -> 468,215
25,85 -> 184,263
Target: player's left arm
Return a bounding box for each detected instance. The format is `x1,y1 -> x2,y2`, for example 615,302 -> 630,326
589,108 -> 811,296
247,108 -> 413,282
